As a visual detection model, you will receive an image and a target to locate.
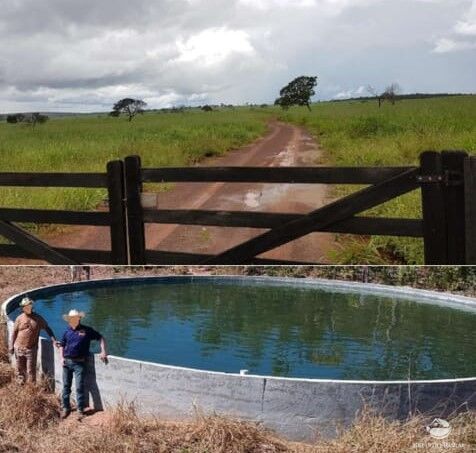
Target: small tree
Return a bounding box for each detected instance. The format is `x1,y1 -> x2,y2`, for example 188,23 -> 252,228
201,105 -> 213,112
24,113 -> 48,127
6,115 -> 18,124
382,83 -> 401,105
110,98 -> 147,121
367,83 -> 401,107
275,76 -> 318,111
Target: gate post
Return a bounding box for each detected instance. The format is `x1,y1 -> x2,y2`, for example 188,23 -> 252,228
106,160 -> 128,264
420,151 -> 448,264
124,155 -> 146,264
441,150 -> 467,264
464,155 -> 476,264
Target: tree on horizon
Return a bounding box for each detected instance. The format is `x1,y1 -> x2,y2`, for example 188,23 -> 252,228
110,98 -> 147,121
275,76 -> 318,111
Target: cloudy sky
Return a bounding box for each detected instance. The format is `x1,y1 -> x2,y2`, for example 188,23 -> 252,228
0,0 -> 475,112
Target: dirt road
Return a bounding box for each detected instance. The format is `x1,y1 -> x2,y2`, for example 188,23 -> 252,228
12,121 -> 336,264
144,121 -> 335,263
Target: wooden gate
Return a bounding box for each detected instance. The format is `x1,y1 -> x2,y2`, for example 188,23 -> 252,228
0,150 -> 474,264
123,150 -> 475,265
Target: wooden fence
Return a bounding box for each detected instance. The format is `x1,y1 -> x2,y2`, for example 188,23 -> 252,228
0,150 -> 474,265
0,161 -> 127,264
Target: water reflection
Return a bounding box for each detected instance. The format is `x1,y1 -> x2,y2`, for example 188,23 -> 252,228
29,282 -> 476,380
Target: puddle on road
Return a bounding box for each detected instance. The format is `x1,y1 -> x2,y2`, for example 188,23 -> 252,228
220,138 -> 321,211
229,184 -> 294,210
275,145 -> 295,166
244,191 -> 261,208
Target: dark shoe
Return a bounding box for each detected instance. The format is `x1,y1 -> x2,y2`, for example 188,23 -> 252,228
77,411 -> 85,421
61,409 -> 71,419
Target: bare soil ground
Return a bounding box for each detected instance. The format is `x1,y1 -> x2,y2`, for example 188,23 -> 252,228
3,121 -> 336,264
0,267 -> 184,303
143,121 -> 335,263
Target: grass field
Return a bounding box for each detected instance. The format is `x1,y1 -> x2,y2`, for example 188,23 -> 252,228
279,95 -> 476,264
0,108 -> 269,211
1,96 -> 475,263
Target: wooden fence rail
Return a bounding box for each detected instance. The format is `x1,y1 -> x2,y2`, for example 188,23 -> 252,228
0,161 -> 128,264
141,166 -> 414,184
142,209 -> 423,237
0,150 -> 474,264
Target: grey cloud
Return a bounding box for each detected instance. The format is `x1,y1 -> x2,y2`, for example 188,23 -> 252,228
10,71 -> 142,91
2,89 -> 53,103
1,0 -> 238,40
0,0 -> 475,112
1,0 -> 176,35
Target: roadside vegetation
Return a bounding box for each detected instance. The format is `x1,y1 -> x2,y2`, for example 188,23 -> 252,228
279,95 -> 476,264
238,265 -> 476,296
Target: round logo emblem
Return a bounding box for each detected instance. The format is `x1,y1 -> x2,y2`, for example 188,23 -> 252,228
426,418 -> 451,439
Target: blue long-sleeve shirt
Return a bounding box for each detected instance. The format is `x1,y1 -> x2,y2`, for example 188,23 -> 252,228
60,324 -> 102,358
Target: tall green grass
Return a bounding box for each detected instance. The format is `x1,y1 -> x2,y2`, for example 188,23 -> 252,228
279,95 -> 476,264
2,97 -> 475,264
0,109 -> 270,211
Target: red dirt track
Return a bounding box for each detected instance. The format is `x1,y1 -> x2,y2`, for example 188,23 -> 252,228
4,121 -> 336,264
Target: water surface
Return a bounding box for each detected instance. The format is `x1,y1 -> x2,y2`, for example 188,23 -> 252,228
23,280 -> 476,380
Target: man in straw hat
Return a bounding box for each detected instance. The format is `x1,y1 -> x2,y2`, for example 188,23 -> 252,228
9,296 -> 59,384
59,309 -> 108,421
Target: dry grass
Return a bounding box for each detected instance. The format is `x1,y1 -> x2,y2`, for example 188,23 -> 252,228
319,407 -> 475,453
0,317 -> 8,364
0,302 -> 474,453
13,403 -> 471,453
0,362 -> 13,388
0,382 -> 60,430
18,402 -> 292,453
0,317 -> 12,387
48,403 -> 291,453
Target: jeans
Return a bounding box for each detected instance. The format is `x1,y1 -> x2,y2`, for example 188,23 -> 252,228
62,358 -> 86,412
15,347 -> 38,383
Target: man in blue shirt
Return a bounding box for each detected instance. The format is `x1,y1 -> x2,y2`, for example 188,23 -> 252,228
59,309 -> 108,420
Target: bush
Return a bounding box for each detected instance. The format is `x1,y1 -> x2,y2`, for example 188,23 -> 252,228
6,114 -> 25,124
5,113 -> 48,125
35,114 -> 49,124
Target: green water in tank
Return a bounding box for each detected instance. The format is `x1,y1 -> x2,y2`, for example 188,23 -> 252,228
24,280 -> 476,380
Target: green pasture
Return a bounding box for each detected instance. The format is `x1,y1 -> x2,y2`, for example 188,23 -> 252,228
279,95 -> 476,264
0,108 -> 269,211
1,96 -> 475,264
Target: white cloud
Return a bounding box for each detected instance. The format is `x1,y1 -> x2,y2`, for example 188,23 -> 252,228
432,0 -> 476,52
173,28 -> 255,65
433,37 -> 476,52
238,0 -> 316,9
455,20 -> 476,34
454,0 -> 476,35
333,85 -> 367,99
